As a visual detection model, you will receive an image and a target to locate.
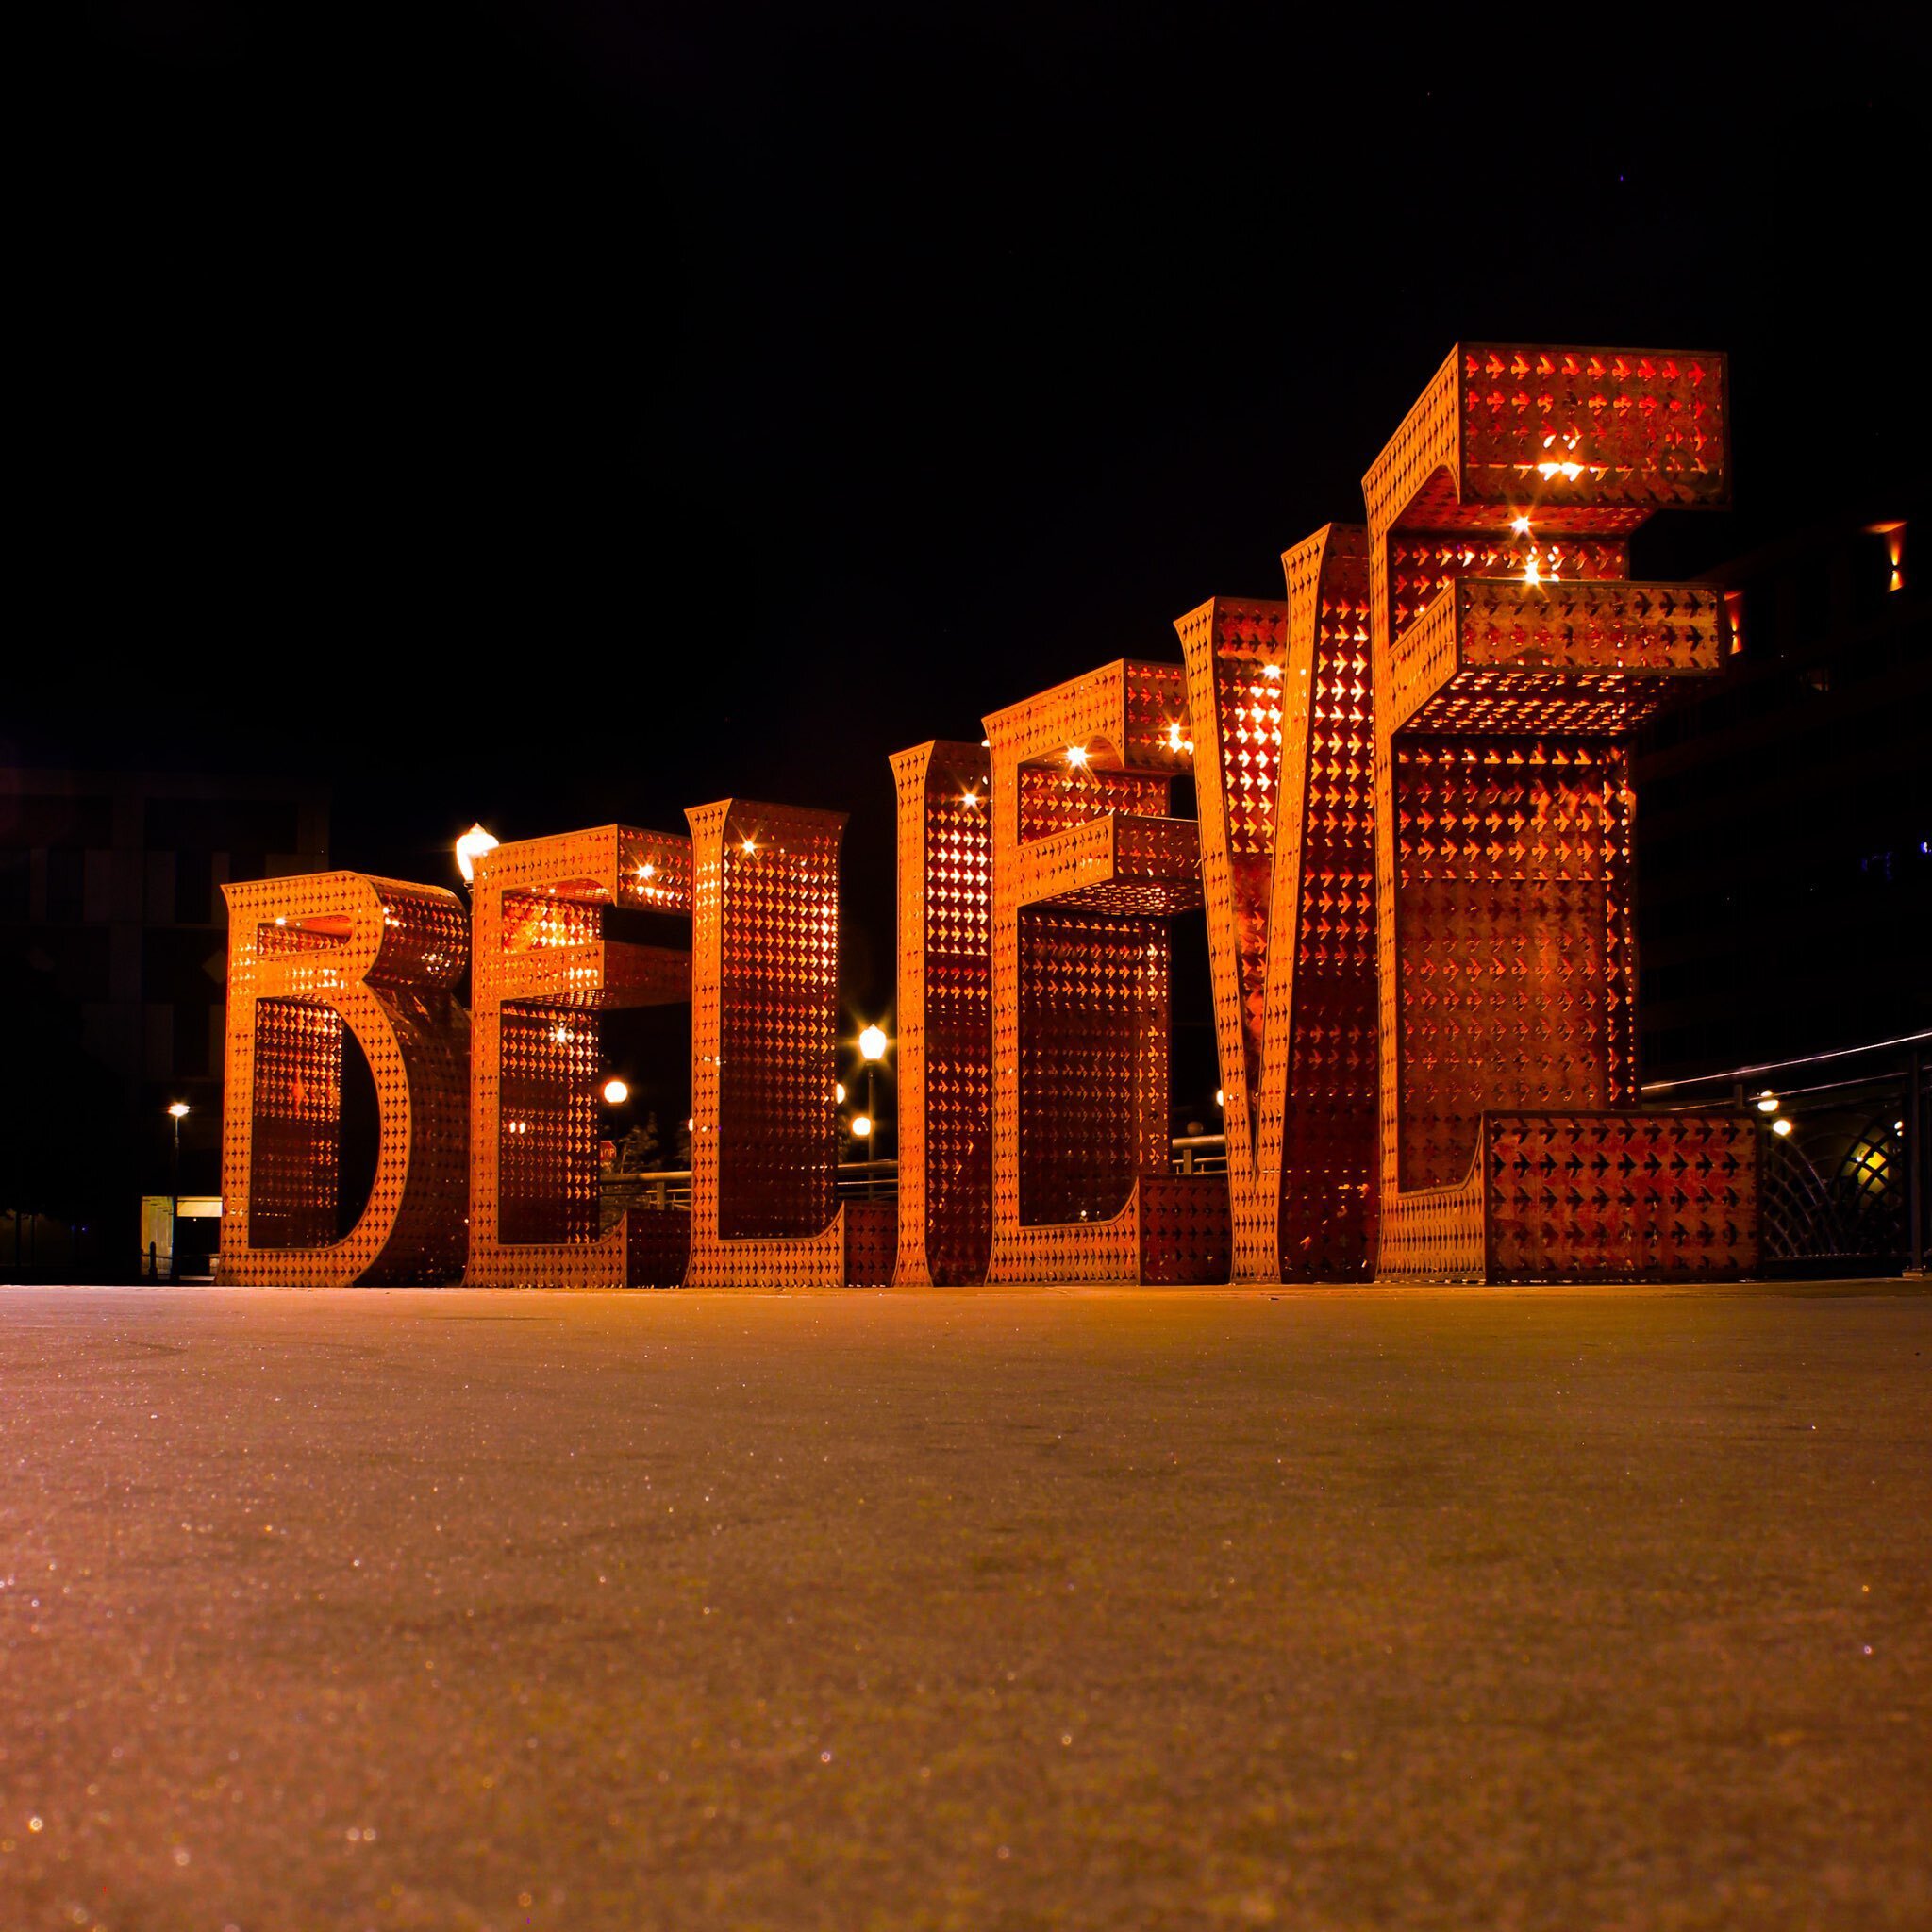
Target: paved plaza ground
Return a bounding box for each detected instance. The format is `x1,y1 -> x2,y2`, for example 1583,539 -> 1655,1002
1,1282 -> 1927,1931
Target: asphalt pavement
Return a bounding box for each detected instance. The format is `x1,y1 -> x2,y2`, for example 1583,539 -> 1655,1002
1,1282 -> 1927,1931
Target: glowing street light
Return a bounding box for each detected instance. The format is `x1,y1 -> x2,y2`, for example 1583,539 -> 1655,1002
600,1077 -> 630,1107
165,1102 -> 191,1281
455,823 -> 499,885
1755,1091 -> 1781,1113
855,1024 -> 891,1192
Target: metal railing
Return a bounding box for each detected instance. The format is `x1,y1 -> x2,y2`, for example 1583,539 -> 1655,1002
1643,1031 -> 1928,1276
602,1138 -> 1233,1213
600,1047 -> 1930,1280
1172,1134 -> 1227,1174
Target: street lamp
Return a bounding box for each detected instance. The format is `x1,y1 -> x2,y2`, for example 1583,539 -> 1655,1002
857,1025 -> 891,1196
600,1077 -> 630,1107
454,823 -> 500,887
166,1102 -> 190,1281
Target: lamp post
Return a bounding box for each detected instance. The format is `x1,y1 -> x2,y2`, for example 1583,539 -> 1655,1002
597,1076 -> 631,1183
858,1024 -> 890,1197
166,1102 -> 190,1281
454,823 -> 499,892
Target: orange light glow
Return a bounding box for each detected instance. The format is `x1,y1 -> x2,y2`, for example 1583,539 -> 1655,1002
454,823 -> 500,884
1868,519 -> 1906,592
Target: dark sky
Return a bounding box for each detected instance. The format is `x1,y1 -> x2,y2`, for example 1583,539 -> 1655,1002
26,6 -> 1930,1024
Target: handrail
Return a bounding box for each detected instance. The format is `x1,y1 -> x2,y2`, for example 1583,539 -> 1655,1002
1641,1030 -> 1931,1095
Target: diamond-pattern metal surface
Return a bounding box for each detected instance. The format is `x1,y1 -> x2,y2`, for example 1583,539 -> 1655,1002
467,825 -> 693,1288
682,799 -> 852,1289
1360,342 -> 1757,1281
981,660 -> 1225,1284
217,873 -> 470,1286
889,741 -> 994,1287
213,341 -> 1763,1293
1482,1112 -> 1758,1283
1179,530 -> 1381,1285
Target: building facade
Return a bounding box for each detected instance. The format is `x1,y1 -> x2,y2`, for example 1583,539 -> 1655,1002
0,770 -> 328,1277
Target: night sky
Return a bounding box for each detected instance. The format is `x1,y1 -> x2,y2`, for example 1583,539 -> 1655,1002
27,8 -> 1928,1041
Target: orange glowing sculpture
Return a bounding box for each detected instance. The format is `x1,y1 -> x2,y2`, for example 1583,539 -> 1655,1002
981,662 -> 1229,1284
1177,525 -> 1378,1284
889,741 -> 994,1286
213,342 -> 1765,1293
465,825 -> 693,1288
1360,345 -> 1757,1280
682,800 -> 893,1288
217,873 -> 470,1284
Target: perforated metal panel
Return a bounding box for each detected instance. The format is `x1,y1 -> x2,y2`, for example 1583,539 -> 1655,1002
1179,531 -> 1380,1285
1360,343 -> 1757,1281
217,873 -> 470,1286
889,741 -> 994,1287
209,341 -> 1763,1295
466,825 -> 693,1289
682,799 -> 851,1289
982,661 -> 1226,1284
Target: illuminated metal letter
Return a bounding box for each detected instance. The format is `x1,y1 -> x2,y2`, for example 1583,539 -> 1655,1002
218,873 -> 469,1285
1361,344 -> 1757,1280
1177,528 -> 1378,1282
682,799 -> 889,1287
466,825 -> 693,1288
889,741 -> 994,1286
982,662 -> 1228,1284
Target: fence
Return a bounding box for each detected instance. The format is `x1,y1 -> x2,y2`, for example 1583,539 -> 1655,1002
602,1045 -> 1929,1278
